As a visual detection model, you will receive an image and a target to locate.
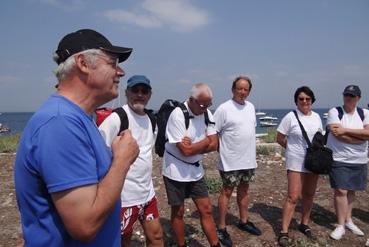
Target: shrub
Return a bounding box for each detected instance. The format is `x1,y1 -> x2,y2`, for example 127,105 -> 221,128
259,128 -> 277,143
256,145 -> 276,155
0,134 -> 20,153
205,177 -> 223,194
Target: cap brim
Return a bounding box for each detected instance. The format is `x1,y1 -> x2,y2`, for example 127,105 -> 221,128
101,46 -> 133,63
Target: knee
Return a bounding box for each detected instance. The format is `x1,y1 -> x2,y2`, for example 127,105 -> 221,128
171,206 -> 185,219
335,189 -> 348,197
198,203 -> 213,218
146,227 -> 163,245
286,194 -> 300,205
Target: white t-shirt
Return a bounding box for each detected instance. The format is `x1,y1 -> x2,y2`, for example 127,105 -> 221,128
163,102 -> 217,182
99,104 -> 157,207
327,107 -> 369,164
214,99 -> 257,171
277,110 -> 323,172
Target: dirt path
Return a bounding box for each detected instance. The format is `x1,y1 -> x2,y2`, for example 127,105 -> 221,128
1,148 -> 368,246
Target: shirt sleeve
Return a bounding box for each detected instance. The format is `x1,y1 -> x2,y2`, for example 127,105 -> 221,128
98,112 -> 121,147
363,109 -> 369,126
166,108 -> 186,143
206,110 -> 217,136
277,112 -> 292,135
36,116 -> 99,193
213,105 -> 224,133
327,108 -> 340,125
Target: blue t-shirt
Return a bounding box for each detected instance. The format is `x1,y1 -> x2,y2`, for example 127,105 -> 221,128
14,94 -> 120,247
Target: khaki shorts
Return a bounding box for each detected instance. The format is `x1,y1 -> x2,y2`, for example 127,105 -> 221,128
219,169 -> 255,187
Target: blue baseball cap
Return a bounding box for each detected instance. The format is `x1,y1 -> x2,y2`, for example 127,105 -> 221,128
127,75 -> 151,89
343,85 -> 361,97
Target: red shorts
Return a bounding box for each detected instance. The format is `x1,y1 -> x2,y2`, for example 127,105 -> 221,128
120,196 -> 159,236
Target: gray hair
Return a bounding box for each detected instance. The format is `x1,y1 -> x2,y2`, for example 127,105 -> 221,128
190,83 -> 213,99
53,49 -> 102,81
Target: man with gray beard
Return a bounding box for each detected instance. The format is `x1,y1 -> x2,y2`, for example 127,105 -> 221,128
99,75 -> 163,247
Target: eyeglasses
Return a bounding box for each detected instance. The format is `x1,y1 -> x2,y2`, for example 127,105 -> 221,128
96,54 -> 119,69
194,98 -> 212,109
129,87 -> 151,95
298,97 -> 311,102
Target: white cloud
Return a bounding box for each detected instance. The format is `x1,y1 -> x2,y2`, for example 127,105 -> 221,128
103,0 -> 209,32
103,10 -> 162,29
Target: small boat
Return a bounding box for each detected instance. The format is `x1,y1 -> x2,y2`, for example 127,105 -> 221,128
255,111 -> 266,116
0,123 -> 11,133
259,120 -> 278,127
259,116 -> 278,121
323,112 -> 328,119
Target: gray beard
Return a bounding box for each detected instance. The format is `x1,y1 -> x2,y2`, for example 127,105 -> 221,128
130,103 -> 145,112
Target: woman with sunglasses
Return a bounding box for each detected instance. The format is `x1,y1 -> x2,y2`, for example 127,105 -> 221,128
276,86 -> 323,246
326,85 -> 369,241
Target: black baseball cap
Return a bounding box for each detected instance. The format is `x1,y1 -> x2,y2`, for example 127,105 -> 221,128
54,29 -> 133,65
343,85 -> 361,97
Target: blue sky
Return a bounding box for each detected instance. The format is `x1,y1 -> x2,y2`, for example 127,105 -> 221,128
1,0 -> 369,112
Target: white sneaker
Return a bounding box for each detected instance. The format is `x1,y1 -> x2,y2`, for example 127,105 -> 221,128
345,220 -> 364,236
330,225 -> 345,240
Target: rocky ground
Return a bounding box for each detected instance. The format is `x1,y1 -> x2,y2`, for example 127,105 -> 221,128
1,146 -> 368,247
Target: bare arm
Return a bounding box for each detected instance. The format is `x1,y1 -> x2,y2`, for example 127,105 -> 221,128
204,134 -> 218,153
328,124 -> 366,144
276,132 -> 287,148
176,135 -> 212,156
51,130 -> 139,242
331,124 -> 369,141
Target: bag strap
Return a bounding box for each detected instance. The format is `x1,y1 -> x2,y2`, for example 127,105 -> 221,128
204,110 -> 215,126
114,107 -> 156,135
178,103 -> 191,130
293,110 -> 312,148
165,150 -> 200,167
113,107 -> 128,134
144,109 -> 157,134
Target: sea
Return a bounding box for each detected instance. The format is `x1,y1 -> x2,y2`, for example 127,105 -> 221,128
0,108 -> 330,136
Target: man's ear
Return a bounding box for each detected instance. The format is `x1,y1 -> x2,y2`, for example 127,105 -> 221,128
74,54 -> 89,74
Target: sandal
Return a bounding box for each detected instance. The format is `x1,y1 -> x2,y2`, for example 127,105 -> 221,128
278,232 -> 289,247
298,223 -> 312,238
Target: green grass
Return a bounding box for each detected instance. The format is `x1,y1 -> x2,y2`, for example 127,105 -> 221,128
259,127 -> 277,143
204,177 -> 223,194
0,134 -> 20,153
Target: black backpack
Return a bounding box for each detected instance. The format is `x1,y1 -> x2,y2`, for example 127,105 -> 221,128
154,99 -> 214,157
96,107 -> 156,135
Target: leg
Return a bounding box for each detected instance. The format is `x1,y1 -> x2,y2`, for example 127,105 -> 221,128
141,218 -> 164,247
171,204 -> 186,246
217,186 -> 234,229
281,171 -> 302,233
345,190 -> 355,222
193,197 -> 219,246
334,188 -> 348,226
236,182 -> 250,224
300,173 -> 319,225
140,197 -> 164,247
121,232 -> 132,247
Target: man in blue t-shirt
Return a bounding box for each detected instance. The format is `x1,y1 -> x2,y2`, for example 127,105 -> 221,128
14,29 -> 139,246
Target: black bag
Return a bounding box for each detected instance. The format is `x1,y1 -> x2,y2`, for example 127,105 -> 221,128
154,99 -> 214,157
293,111 -> 333,174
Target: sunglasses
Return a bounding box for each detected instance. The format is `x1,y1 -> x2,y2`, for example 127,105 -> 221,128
194,98 -> 212,109
343,94 -> 356,98
298,97 -> 311,102
129,87 -> 151,95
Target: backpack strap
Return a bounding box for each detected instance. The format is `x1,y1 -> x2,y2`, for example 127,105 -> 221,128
178,103 -> 191,130
113,107 -> 128,134
336,106 -> 364,121
357,107 -> 364,121
204,110 -> 215,126
144,109 -> 157,134
336,106 -> 344,120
